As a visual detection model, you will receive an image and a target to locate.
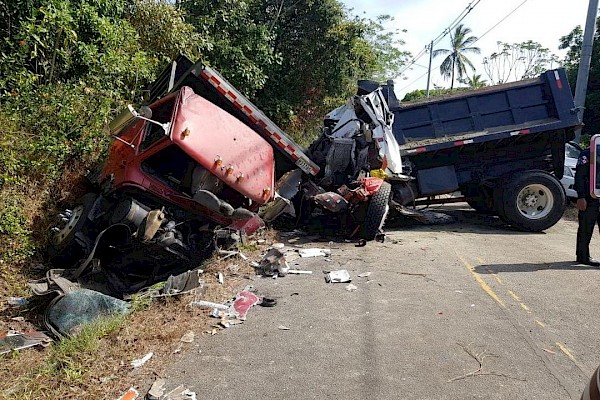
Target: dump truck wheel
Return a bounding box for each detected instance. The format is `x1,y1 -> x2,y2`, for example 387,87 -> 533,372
47,193 -> 97,265
499,171 -> 565,232
361,182 -> 392,240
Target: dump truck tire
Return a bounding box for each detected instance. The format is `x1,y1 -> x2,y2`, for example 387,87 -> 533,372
499,171 -> 565,232
47,193 -> 97,265
361,182 -> 392,240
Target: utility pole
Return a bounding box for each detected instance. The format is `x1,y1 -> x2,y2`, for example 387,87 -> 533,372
426,41 -> 434,98
573,0 -> 599,143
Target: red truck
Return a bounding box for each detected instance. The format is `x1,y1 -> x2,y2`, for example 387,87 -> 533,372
47,56 -> 391,294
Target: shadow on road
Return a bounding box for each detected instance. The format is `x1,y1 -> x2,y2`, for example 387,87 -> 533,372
475,261 -> 599,274
387,206 -> 544,236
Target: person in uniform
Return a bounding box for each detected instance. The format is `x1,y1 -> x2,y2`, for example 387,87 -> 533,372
574,146 -> 600,266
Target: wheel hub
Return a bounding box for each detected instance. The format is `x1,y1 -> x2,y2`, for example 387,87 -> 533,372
516,184 -> 554,220
51,205 -> 84,246
523,194 -> 538,207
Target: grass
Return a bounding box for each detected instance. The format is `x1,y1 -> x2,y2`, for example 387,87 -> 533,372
0,240 -> 265,400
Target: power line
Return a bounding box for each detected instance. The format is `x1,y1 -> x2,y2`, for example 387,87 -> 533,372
471,0 -> 530,45
399,0 -> 530,94
398,0 -> 484,76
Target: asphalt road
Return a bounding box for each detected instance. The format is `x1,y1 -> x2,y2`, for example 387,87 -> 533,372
166,206 -> 600,400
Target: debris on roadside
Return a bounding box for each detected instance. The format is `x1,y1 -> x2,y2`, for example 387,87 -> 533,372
259,297 -> 277,307
345,283 -> 358,292
299,248 -> 331,258
162,385 -> 197,400
256,248 -> 288,277
146,378 -> 166,400
44,288 -> 130,338
325,270 -> 351,283
287,269 -> 313,275
189,300 -> 229,310
117,387 -> 139,400
180,331 -> 195,343
217,272 -> 224,285
131,352 -> 153,369
357,272 -> 371,278
278,325 -> 290,330
6,297 -> 29,307
0,330 -> 53,354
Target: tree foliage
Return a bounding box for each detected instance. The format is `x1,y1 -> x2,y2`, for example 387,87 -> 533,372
559,19 -> 600,139
0,0 -> 409,261
482,40 -> 559,85
432,24 -> 480,90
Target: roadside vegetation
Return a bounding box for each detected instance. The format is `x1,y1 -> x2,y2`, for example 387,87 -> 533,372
0,0 -> 408,397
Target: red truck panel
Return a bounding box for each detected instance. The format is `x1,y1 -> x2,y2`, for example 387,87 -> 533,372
171,87 -> 275,205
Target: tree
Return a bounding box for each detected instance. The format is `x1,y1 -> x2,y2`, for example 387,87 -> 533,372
559,20 -> 600,139
432,24 -> 480,90
459,73 -> 487,89
482,40 -> 558,85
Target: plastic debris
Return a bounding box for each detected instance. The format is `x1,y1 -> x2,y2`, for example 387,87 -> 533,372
345,284 -> 358,292
357,272 -> 371,278
189,300 -> 229,310
231,290 -> 260,320
278,325 -> 290,330
287,270 -> 313,275
272,243 -> 285,249
117,387 -> 139,400
299,248 -> 332,258
325,270 -> 351,283
217,272 -> 224,284
180,331 -> 195,343
6,297 -> 29,307
163,385 -> 197,400
0,330 -> 53,354
131,352 -> 153,368
146,378 -> 166,400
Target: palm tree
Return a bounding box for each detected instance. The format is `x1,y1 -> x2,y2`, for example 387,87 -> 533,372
433,24 -> 480,90
460,73 -> 487,89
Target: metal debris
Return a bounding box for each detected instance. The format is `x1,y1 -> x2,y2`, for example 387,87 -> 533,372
0,330 -> 53,354
287,270 -> 313,275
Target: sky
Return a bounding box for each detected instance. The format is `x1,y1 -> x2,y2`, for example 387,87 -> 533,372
340,0 -> 591,98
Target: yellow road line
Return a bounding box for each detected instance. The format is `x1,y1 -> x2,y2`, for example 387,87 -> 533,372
457,255 -> 505,307
535,320 -> 546,328
508,290 -> 521,301
476,257 -> 503,284
556,342 -> 577,363
520,303 -> 530,312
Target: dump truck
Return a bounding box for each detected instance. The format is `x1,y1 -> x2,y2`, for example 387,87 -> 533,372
385,69 -> 581,231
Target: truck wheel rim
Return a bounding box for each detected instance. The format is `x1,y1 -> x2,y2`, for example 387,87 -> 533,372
52,205 -> 84,245
516,184 -> 554,220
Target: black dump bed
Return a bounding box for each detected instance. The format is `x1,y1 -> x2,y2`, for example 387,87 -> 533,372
391,69 -> 580,156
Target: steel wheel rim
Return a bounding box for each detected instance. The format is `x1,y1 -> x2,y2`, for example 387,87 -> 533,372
516,184 -> 554,220
52,205 -> 84,245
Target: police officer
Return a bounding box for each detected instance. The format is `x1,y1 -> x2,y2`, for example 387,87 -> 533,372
574,146 -> 600,266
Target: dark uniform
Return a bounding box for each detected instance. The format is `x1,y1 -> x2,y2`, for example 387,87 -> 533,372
574,147 -> 600,265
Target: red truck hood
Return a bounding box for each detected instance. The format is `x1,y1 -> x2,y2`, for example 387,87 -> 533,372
171,87 -> 274,204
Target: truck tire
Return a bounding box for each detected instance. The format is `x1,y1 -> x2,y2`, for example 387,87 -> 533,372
47,193 -> 97,265
498,171 -> 565,232
361,182 -> 392,240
